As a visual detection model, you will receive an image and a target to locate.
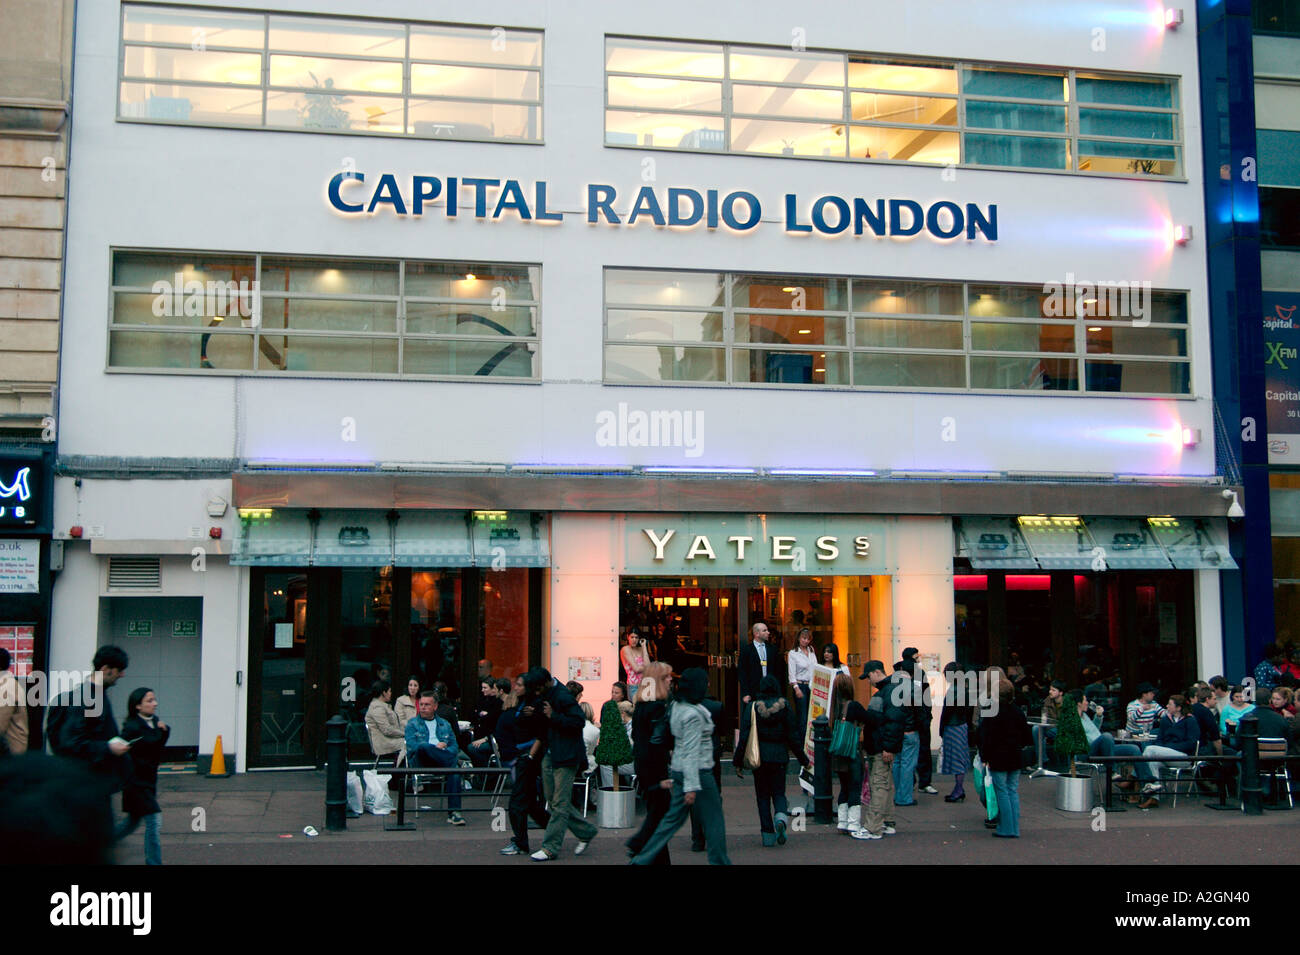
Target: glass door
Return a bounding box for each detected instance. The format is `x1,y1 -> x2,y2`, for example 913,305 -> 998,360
248,568 -> 321,767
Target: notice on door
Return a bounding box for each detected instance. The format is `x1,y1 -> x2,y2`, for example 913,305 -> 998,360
274,622 -> 294,649
0,539 -> 38,593
0,624 -> 35,677
568,656 -> 602,681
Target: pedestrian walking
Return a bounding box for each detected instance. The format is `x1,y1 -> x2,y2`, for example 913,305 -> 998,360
939,661 -> 973,802
892,660 -> 922,806
625,661 -> 673,863
119,687 -> 169,864
688,687 -> 724,853
498,675 -> 551,856
630,667 -> 731,865
854,660 -> 905,840
45,645 -> 133,818
903,648 -> 938,794
734,675 -> 808,847
529,667 -> 599,861
977,680 -> 1032,838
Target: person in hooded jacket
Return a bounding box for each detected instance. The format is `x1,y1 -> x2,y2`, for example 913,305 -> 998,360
734,675 -> 809,847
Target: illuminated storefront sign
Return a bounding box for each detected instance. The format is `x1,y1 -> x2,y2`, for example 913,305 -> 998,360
326,171 -> 999,241
0,464 -> 35,526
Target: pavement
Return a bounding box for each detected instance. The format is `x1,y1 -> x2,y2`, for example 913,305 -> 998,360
118,767 -> 1298,865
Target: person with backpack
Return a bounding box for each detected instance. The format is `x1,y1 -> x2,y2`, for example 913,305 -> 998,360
734,675 -> 809,847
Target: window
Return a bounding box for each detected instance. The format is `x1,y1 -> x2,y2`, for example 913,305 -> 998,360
604,269 -> 1191,396
605,37 -> 1180,177
109,251 -> 539,379
1256,0 -> 1300,36
119,4 -> 542,142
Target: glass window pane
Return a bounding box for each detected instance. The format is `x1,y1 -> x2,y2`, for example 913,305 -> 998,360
259,297 -> 397,333
971,321 -> 1075,352
961,67 -> 1067,101
406,303 -> 536,337
732,275 -> 846,310
110,329 -> 253,370
411,64 -> 539,101
1150,291 -> 1188,324
855,317 -> 962,349
607,76 -> 722,112
112,251 -> 257,289
1076,75 -> 1176,109
405,262 -> 538,300
970,355 -> 1078,390
850,92 -> 956,125
848,60 -> 957,94
1259,129 -> 1300,187
852,280 -> 963,315
1086,325 -> 1186,356
261,259 -> 398,296
736,314 -> 846,346
113,291 -> 256,329
605,271 -> 725,308
848,126 -> 958,163
1077,140 -> 1178,175
605,39 -> 724,78
403,339 -> 535,377
409,101 -> 539,140
124,48 -> 263,85
605,344 -> 725,382
729,49 -> 844,86
606,308 -> 724,343
730,118 -> 844,157
732,84 -> 844,119
965,132 -> 1068,169
968,284 -> 1047,318
966,100 -> 1067,133
268,16 -> 405,58
1079,108 -> 1175,141
605,111 -> 723,148
119,81 -> 264,124
269,54 -> 402,94
854,352 -> 965,388
735,349 -> 848,385
266,89 -> 404,132
410,25 -> 541,67
1084,360 -> 1189,394
257,335 -> 397,373
124,7 -> 265,49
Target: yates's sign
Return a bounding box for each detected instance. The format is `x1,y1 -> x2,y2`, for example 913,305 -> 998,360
326,171 -> 999,241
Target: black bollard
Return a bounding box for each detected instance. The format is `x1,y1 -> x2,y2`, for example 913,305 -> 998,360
325,715 -> 348,831
812,715 -> 832,824
1238,713 -> 1262,816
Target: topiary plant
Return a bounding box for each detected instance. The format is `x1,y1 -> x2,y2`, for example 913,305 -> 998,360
1054,692 -> 1090,776
594,700 -> 634,791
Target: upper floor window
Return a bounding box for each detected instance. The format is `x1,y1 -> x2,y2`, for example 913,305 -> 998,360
119,4 -> 542,142
109,250 -> 540,380
605,37 -> 1180,177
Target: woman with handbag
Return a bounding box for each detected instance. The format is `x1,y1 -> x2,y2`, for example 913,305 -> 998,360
625,662 -> 673,863
829,672 -> 869,836
733,675 -> 809,847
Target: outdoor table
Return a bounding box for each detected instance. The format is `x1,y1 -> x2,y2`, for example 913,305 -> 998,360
1027,718 -> 1056,778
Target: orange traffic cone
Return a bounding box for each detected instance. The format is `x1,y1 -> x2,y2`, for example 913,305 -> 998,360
207,735 -> 231,777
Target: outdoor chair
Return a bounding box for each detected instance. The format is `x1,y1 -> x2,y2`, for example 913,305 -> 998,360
1163,741 -> 1200,808
1258,738 -> 1293,809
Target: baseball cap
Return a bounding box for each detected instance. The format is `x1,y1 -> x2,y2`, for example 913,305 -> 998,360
859,660 -> 885,680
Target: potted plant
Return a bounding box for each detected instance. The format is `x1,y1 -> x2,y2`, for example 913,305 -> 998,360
1053,693 -> 1092,812
593,699 -> 635,828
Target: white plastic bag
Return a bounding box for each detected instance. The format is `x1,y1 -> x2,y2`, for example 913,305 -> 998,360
363,769 -> 394,815
346,771 -> 364,816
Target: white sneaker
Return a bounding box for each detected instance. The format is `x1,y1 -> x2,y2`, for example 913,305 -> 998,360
882,825 -> 897,835
920,785 -> 939,795
530,849 -> 556,861
574,840 -> 591,856
852,830 -> 883,840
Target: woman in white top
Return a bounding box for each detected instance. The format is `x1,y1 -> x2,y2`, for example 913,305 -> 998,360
620,630 -> 650,698
580,701 -> 601,770
821,643 -> 851,676
788,627 -> 817,735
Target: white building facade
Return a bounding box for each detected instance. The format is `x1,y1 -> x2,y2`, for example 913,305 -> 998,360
51,0 -> 1233,769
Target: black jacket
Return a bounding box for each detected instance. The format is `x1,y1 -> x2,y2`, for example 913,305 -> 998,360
862,675 -> 907,755
541,682 -> 588,768
738,640 -> 784,701
735,695 -> 808,768
631,699 -> 671,788
977,705 -> 1033,772
120,714 -> 170,817
46,682 -> 131,794
702,696 -> 724,765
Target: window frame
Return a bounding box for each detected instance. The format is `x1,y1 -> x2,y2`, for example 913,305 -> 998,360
106,248 -> 542,382
117,3 -> 545,144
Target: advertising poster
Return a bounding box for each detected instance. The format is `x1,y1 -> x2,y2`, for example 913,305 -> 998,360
0,625 -> 34,678
0,539 -> 38,593
568,656 -> 602,681
1264,290 -> 1300,464
799,663 -> 837,793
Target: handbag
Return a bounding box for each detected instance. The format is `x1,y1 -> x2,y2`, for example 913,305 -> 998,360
743,703 -> 762,769
830,718 -> 860,758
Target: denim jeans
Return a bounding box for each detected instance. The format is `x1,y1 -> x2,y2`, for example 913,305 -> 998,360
752,762 -> 788,834
1141,744 -> 1191,783
117,812 -> 162,865
990,770 -> 1020,837
632,770 -> 731,866
893,731 -> 919,805
411,743 -> 461,810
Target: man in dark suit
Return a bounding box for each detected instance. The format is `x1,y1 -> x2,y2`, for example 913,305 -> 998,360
739,622 -> 784,704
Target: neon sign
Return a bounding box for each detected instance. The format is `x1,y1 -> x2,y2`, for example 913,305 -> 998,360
0,466 -> 33,522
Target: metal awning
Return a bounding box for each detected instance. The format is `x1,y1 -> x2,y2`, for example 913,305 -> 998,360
1081,517 -> 1172,570
1147,517 -> 1237,569
1017,516 -> 1099,570
954,517 -> 1039,569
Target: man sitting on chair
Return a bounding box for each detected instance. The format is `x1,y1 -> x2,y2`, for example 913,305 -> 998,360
404,690 -> 466,826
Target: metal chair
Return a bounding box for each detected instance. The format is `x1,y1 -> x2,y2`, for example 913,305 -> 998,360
1164,741 -> 1200,808
574,769 -> 596,817
1072,759 -> 1105,808
1258,738 -> 1293,809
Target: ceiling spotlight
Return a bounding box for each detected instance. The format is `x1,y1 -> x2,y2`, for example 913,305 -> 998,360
1222,488 -> 1244,519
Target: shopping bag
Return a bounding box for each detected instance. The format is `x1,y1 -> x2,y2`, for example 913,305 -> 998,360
346,771 -> 364,816
860,764 -> 871,805
982,765 -> 998,822
743,704 -> 762,769
362,769 -> 394,815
